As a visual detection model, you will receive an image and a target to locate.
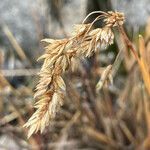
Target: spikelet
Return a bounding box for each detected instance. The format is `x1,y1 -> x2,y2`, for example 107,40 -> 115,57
96,65 -> 113,92
24,11 -> 125,137
104,11 -> 125,27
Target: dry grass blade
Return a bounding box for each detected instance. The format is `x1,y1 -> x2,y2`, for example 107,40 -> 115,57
1,69 -> 39,77
84,127 -> 118,148
2,25 -> 29,62
138,35 -> 150,95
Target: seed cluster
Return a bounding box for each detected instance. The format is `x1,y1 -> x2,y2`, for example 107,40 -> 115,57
24,11 -> 125,137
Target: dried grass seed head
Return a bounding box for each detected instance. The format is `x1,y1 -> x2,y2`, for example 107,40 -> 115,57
104,11 -> 125,27
25,11 -> 125,138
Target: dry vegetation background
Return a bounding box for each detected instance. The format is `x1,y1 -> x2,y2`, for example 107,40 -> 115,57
0,0 -> 150,150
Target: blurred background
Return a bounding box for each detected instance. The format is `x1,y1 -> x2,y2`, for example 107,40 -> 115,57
0,0 -> 150,149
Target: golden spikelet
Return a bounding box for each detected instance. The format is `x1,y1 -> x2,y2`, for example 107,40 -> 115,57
24,11 -> 125,137
96,65 -> 113,92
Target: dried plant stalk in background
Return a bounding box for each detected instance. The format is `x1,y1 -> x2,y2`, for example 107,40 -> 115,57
24,11 -> 125,137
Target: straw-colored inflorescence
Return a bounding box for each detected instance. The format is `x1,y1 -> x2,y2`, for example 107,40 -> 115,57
24,11 -> 125,137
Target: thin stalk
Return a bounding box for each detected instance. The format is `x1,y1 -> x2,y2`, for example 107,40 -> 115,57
82,11 -> 108,24
118,26 -> 139,61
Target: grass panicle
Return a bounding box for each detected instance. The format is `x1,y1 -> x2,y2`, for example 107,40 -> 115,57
24,11 -> 125,137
